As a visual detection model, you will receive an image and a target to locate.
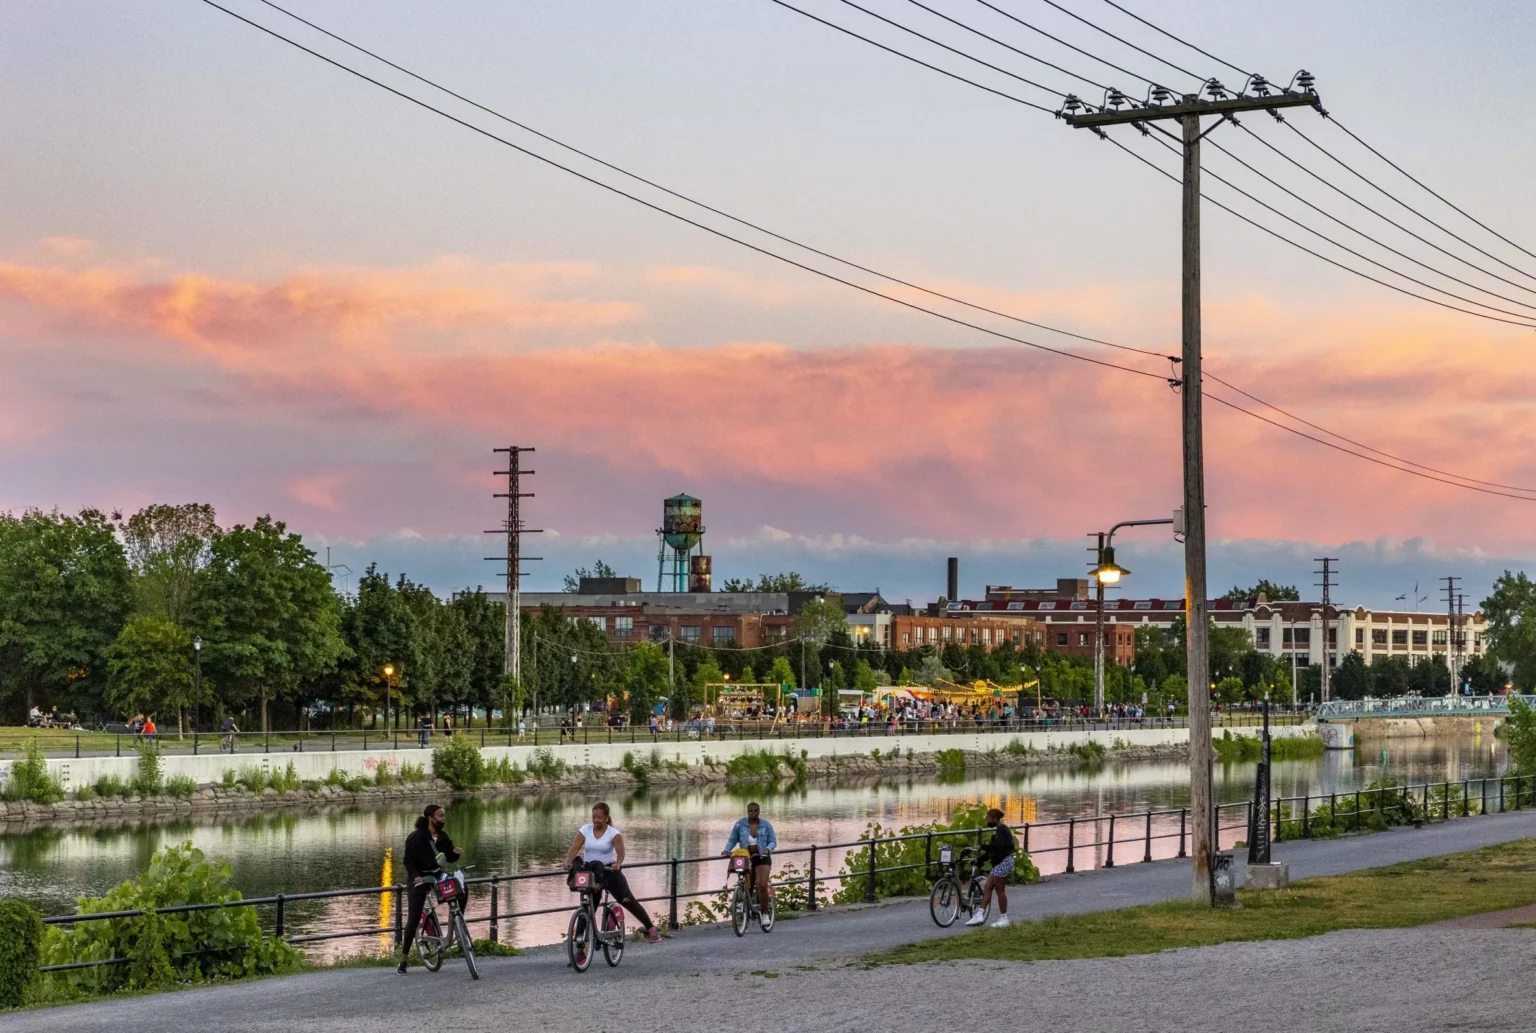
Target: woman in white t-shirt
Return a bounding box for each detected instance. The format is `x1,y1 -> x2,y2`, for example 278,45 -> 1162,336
565,802 -> 662,943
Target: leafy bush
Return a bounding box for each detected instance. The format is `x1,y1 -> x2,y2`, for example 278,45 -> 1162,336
833,805 -> 1040,905
236,767 -> 267,793
373,765 -> 395,788
524,748 -> 566,781
725,748 -> 805,782
0,900 -> 44,1008
1069,740 -> 1106,763
432,736 -> 485,790
398,762 -> 427,783
485,757 -> 521,784
2,741 -> 64,804
1278,778 -> 1427,839
270,763 -> 300,794
1213,730 -> 1325,763
935,749 -> 967,780
40,843 -> 300,996
1505,698 -> 1536,772
132,739 -> 163,796
94,773 -> 129,798
165,775 -> 198,798
221,769 -> 237,788
1004,738 -> 1034,757
73,783 -> 96,802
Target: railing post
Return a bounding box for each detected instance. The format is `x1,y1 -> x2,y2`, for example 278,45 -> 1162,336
1105,814 -> 1116,869
668,857 -> 680,931
75,734 -> 81,759
1143,811 -> 1153,862
808,844 -> 819,911
1482,778 -> 1488,816
1518,775 -> 1524,811
1500,777 -> 1506,813
925,831 -> 933,873
1178,808 -> 1187,857
265,731 -> 270,754
1066,818 -> 1076,873
116,734 -> 121,758
392,885 -> 403,950
1462,779 -> 1469,817
1302,794 -> 1310,838
1354,790 -> 1361,832
275,894 -> 286,938
865,836 -> 879,903
489,875 -> 500,943
332,731 -> 337,752
1022,823 -> 1030,855
1443,782 -> 1450,821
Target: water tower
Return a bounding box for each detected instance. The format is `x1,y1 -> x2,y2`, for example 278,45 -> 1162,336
657,493 -> 705,592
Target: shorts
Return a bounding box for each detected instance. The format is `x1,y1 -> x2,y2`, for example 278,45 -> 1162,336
989,855 -> 1015,879
750,853 -> 771,868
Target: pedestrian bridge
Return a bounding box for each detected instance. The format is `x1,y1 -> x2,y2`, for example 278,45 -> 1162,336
1316,695 -> 1533,721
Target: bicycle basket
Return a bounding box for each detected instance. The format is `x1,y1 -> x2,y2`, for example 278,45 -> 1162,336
434,876 -> 459,902
938,845 -> 954,865
729,855 -> 750,873
568,870 -> 594,891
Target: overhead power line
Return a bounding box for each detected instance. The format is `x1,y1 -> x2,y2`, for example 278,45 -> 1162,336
1093,0 -> 1536,272
209,0 -> 1536,500
899,0 -> 1112,93
1106,133 -> 1536,330
200,0 -> 1160,382
764,0 -> 1059,112
1031,0 -> 1204,83
961,0 -> 1173,93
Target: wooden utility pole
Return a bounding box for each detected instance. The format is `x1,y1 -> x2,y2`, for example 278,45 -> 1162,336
1064,81 -> 1322,904
488,447 -> 541,725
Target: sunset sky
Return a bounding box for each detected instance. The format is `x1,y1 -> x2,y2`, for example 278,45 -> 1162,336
3,0 -> 1534,605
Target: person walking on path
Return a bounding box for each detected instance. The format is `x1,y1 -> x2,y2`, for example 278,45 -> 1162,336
966,808 -> 1015,929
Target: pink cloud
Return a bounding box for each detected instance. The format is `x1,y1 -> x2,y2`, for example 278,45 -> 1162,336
2,251 -> 1532,551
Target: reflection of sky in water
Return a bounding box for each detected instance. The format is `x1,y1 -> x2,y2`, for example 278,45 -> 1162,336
3,735 -> 1506,952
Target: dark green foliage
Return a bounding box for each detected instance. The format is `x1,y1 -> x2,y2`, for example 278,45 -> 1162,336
1504,698 -> 1536,773
725,748 -> 806,782
935,748 -> 967,783
132,738 -> 163,796
41,843 -> 300,996
834,805 -> 1040,905
0,900 -> 44,1008
1212,731 -> 1325,763
1,741 -> 63,803
432,736 -> 485,789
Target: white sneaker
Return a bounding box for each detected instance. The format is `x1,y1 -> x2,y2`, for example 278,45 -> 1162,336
964,910 -> 988,927
990,914 -> 1011,928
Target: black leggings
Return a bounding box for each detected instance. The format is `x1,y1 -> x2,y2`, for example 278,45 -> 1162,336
592,865 -> 655,931
399,881 -> 434,958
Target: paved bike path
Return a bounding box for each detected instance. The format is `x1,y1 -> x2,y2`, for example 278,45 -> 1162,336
14,809 -> 1536,1031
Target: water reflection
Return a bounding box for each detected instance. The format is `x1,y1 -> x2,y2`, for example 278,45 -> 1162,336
2,736 -> 1505,952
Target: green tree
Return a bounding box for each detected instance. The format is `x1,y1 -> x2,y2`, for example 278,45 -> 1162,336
1504,698 -> 1536,772
794,594 -> 846,645
450,589 -> 505,717
1220,580 -> 1300,602
563,560 -> 616,593
1330,651 -> 1369,700
1482,571 -> 1536,690
0,508 -> 132,720
107,615 -> 198,730
768,655 -> 796,690
624,642 -> 669,722
721,572 -> 831,592
189,516 -> 346,732
116,503 -> 219,622
853,659 -> 878,695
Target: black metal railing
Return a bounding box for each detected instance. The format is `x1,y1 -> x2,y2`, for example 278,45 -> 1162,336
13,711 -> 1309,759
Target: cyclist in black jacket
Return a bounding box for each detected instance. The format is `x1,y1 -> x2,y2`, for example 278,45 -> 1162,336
397,803 -> 461,973
965,808 -> 1015,929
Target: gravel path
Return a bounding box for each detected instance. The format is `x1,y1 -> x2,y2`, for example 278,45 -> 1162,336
15,809 -> 1536,1033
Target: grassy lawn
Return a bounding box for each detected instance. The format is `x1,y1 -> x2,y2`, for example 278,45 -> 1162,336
876,839 -> 1536,965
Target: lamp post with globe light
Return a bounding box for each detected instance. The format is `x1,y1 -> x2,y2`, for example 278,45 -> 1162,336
1089,519 -> 1176,714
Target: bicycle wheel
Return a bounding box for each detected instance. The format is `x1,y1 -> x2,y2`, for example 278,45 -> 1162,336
759,888 -> 775,933
731,880 -> 750,937
567,907 -> 593,973
453,912 -> 479,981
417,911 -> 444,972
602,903 -> 626,968
963,876 -> 986,916
929,877 -> 959,927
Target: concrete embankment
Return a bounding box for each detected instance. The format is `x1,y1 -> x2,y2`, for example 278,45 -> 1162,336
0,724 -> 1315,829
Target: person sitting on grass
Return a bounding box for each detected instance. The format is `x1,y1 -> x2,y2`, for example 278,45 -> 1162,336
966,808 -> 1015,929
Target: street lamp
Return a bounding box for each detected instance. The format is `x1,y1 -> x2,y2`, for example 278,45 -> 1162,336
382,664 -> 395,734
193,636 -> 202,735
1089,518 -> 1175,714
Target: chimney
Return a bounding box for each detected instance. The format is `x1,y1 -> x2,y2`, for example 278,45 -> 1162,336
947,557 -> 959,603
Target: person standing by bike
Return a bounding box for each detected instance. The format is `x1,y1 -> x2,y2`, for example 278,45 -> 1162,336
221,715 -> 239,752
564,802 -> 662,943
966,808 -> 1015,928
720,802 -> 776,918
398,803 -> 462,973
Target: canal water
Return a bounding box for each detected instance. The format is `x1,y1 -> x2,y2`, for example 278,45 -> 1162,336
3,735 -> 1506,953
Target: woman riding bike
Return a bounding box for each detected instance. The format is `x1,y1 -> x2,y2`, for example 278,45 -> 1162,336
564,802 -> 662,944
397,803 -> 462,973
720,802 -> 776,917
